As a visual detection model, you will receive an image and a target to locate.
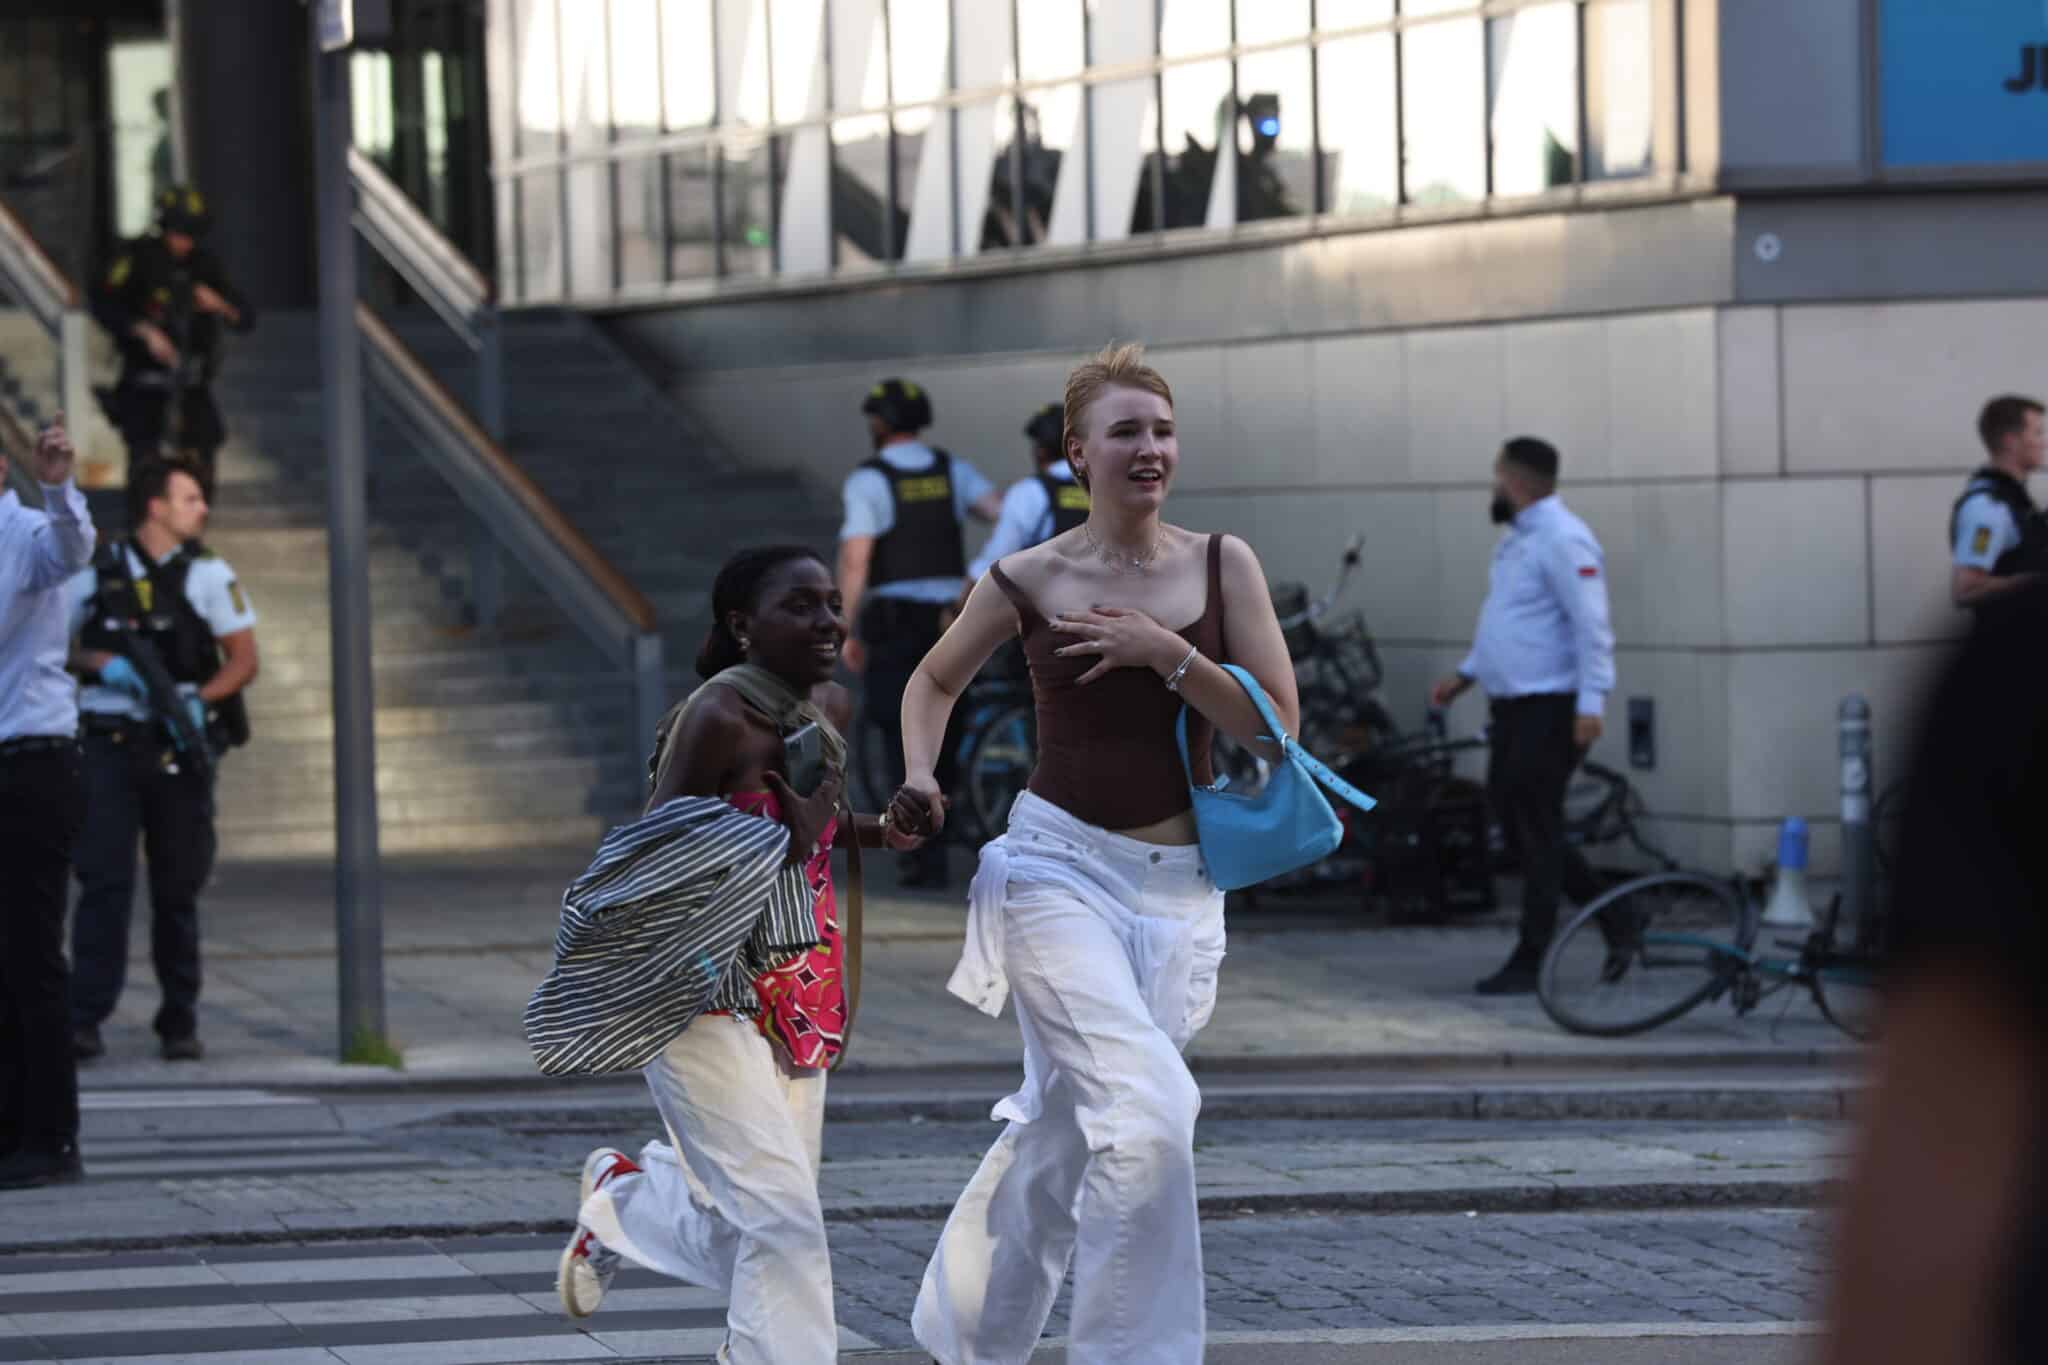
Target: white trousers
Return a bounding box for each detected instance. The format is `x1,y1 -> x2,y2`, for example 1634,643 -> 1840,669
577,1013 -> 837,1365
915,793 -> 1227,1365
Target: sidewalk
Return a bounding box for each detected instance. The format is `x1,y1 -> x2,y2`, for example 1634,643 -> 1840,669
73,848 -> 1866,1090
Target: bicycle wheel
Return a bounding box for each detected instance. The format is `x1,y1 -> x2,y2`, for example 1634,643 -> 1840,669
1539,872 -> 1750,1037
1810,897 -> 1883,1041
963,703 -> 1036,840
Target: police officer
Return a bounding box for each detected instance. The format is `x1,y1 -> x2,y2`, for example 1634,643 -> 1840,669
92,185 -> 254,496
1432,437 -> 1617,995
0,416 -> 97,1189
837,378 -> 1001,887
66,459 -> 259,1063
1949,394 -> 2047,609
964,403 -> 1092,581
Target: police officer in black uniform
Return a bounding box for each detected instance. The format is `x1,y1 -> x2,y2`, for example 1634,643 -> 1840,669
837,379 -> 1001,887
93,186 -> 254,497
65,459 -> 259,1063
1950,394 -> 2048,610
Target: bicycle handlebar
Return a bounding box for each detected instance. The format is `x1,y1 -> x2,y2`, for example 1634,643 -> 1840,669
1275,533 -> 1365,630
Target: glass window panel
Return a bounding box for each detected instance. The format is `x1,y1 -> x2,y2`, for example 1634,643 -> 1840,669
1234,44 -> 1311,223
1158,0 -> 1227,59
896,102 -> 951,260
781,123 -> 832,270
511,0 -> 560,157
1318,31 -> 1395,216
1091,75 -> 1157,240
1019,0 -> 1084,83
567,161 -> 613,294
667,143 -> 718,278
560,7 -> 610,152
1028,80 -> 1086,245
1402,0 -> 1477,16
1586,0 -> 1653,179
956,0 -> 1013,94
1313,0 -> 1391,29
1488,3 -> 1578,197
892,0 -> 951,106
721,133 -> 781,276
832,0 -> 887,111
717,0 -> 771,125
661,0 -> 715,129
1235,0 -> 1309,47
1093,0 -> 1156,65
961,94 -> 1021,251
831,113 -> 897,265
1400,16 -> 1483,205
772,0 -> 827,118
1159,58 -> 1233,230
617,152 -> 667,286
610,0 -> 663,139
517,170 -> 563,299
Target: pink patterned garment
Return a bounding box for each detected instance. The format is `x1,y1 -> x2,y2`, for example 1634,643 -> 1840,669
722,790 -> 845,1070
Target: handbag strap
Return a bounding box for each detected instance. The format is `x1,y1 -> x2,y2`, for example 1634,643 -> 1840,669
1178,664 -> 1377,814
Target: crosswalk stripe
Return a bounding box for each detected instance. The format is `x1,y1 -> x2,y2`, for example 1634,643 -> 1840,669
0,1235 -> 877,1362
80,1090 -> 321,1110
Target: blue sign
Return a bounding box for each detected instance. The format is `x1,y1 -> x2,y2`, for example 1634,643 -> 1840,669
1883,0 -> 2048,166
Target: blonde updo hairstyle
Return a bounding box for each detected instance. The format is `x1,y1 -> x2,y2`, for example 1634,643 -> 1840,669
1061,341 -> 1175,492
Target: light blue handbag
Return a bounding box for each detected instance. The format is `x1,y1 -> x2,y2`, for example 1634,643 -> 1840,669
1175,664 -> 1378,892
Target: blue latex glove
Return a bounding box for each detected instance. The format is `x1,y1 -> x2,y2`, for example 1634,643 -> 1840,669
181,696 -> 208,751
98,655 -> 150,704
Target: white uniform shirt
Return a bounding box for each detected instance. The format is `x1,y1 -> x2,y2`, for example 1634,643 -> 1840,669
1952,486 -> 2025,571
838,441 -> 994,604
0,480 -> 97,742
968,460 -> 1077,580
1459,495 -> 1616,717
67,542 -> 258,721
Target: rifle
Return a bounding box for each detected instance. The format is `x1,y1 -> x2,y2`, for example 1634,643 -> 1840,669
119,632 -> 214,785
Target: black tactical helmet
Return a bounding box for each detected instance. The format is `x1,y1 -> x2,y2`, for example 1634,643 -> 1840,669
155,185 -> 212,237
1023,403 -> 1064,453
861,378 -> 933,434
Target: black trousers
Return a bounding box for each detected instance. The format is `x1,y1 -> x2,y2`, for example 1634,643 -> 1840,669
0,741 -> 85,1154
1488,694 -> 1602,959
861,597 -> 962,874
69,725 -> 216,1041
113,382 -> 226,493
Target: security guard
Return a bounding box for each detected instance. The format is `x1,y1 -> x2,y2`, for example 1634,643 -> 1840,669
837,378 -> 1001,887
1432,437 -> 1616,995
92,185 -> 254,496
965,403 -> 1092,581
65,459 -> 259,1063
1950,394 -> 2047,610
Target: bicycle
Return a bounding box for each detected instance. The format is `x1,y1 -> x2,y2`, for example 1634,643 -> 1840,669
850,661 -> 1037,849
1536,818 -> 1883,1041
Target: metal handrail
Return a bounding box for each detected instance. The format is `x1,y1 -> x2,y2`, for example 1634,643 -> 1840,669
0,195 -> 90,444
347,148 -> 502,439
356,303 -> 667,766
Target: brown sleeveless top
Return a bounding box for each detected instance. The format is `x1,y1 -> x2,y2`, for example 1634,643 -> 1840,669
987,533 -> 1224,832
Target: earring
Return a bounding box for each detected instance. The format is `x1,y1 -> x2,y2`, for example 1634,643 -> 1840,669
736,634 -> 751,651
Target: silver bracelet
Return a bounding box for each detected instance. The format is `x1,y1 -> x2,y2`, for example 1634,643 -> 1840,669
1163,643 -> 1200,693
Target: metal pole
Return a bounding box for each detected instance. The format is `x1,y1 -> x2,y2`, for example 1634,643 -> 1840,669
1838,694 -> 1875,947
313,21 -> 387,1058
165,0 -> 192,183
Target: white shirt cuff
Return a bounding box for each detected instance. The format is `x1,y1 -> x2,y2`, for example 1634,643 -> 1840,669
1576,689 -> 1606,718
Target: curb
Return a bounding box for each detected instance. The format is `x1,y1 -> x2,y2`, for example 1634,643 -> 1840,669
0,1178 -> 1841,1258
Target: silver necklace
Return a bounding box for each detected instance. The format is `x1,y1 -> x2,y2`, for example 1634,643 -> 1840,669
1084,522 -> 1162,575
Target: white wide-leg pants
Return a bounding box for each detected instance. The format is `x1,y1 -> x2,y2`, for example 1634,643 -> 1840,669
577,1013 -> 836,1365
914,792 -> 1227,1365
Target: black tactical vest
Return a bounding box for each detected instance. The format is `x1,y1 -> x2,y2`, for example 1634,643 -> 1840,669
1950,467 -> 2048,576
79,540 -> 220,685
1035,469 -> 1091,542
865,449 -> 966,585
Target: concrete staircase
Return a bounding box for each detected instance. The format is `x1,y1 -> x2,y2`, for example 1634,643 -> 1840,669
85,308 -> 839,858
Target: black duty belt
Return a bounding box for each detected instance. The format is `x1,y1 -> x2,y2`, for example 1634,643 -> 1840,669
81,714 -> 150,737
0,734 -> 79,759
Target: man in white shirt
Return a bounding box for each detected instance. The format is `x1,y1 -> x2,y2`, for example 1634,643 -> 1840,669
0,415 -> 97,1189
1949,395 -> 2046,609
965,403 -> 1091,582
66,458 -> 259,1063
1432,437 -> 1617,995
837,378 -> 1000,887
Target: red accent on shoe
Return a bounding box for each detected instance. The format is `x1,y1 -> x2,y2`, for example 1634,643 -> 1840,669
591,1154 -> 641,1193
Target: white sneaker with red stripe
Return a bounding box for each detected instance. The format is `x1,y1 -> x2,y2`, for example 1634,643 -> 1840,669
557,1146 -> 641,1318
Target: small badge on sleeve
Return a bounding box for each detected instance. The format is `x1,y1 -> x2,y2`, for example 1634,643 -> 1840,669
1972,526 -> 1992,556
228,580 -> 247,614
1577,565 -> 1599,579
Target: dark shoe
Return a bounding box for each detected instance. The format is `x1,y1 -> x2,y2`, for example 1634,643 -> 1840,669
72,1025 -> 104,1061
0,1146 -> 83,1190
1475,960 -> 1541,996
160,1035 -> 204,1062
